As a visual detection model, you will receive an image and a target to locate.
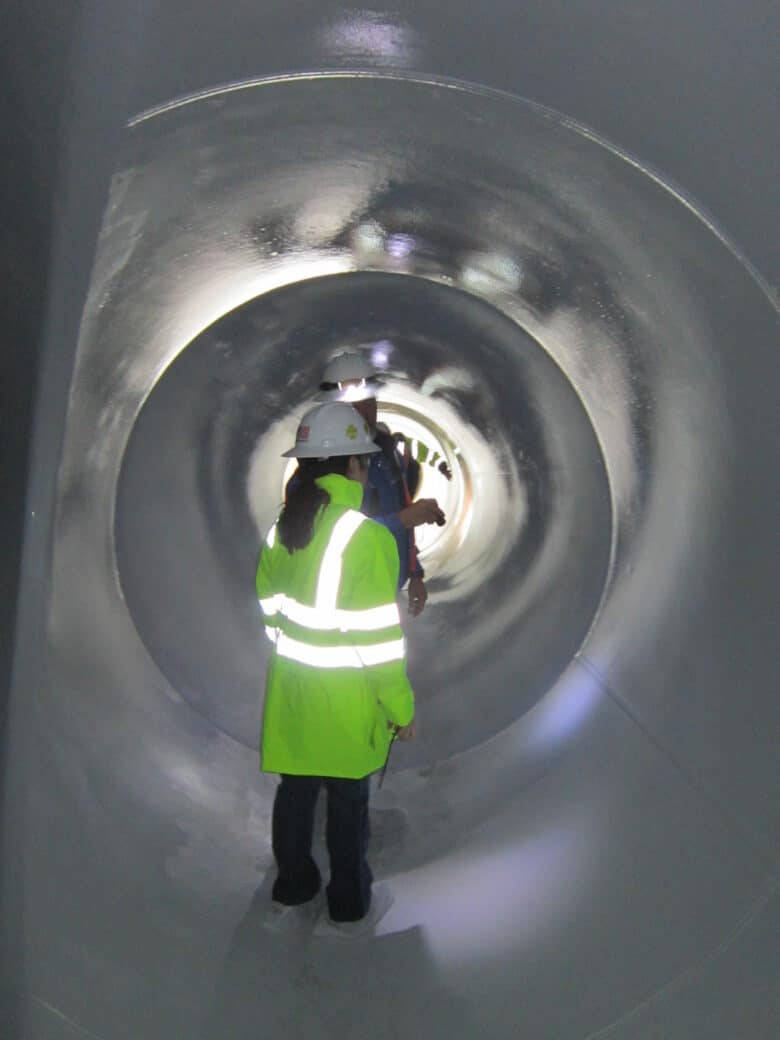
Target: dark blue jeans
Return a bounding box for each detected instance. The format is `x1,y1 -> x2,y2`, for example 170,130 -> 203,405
271,773 -> 373,922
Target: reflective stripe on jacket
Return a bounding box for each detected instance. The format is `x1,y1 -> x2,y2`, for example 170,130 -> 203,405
257,472 -> 415,778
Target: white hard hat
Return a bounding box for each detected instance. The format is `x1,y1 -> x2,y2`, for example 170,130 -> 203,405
282,402 -> 381,459
315,351 -> 385,402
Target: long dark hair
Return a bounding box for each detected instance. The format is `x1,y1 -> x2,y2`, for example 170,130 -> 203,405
278,456 -> 351,552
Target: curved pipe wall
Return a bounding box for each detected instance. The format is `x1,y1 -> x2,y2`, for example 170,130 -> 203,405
4,4 -> 779,1039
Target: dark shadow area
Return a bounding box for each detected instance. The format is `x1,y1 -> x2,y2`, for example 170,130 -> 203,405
0,4 -> 80,1032
0,0 -> 78,735
200,877 -> 479,1040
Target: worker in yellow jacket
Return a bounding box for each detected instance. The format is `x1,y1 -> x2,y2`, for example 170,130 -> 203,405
257,401 -> 416,936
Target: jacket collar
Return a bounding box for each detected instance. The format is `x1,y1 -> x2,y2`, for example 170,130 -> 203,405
315,472 -> 364,510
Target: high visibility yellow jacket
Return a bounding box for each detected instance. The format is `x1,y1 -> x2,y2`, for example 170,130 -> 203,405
257,473 -> 415,778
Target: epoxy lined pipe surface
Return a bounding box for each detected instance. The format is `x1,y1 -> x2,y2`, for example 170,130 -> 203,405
6,13 -> 780,1040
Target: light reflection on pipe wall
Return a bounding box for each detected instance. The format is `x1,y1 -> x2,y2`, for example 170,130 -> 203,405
380,815 -> 598,963
318,12 -> 421,66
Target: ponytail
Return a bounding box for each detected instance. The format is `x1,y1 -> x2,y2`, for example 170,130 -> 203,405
278,456 -> 351,552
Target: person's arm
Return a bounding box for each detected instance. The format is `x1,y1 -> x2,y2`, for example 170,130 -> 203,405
405,456 -> 421,500
409,543 -> 425,582
407,523 -> 427,615
369,439 -> 445,534
403,443 -> 426,605
370,508 -> 434,543
407,574 -> 427,616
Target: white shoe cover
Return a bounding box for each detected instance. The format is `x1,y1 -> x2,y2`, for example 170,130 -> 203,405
261,891 -> 324,934
314,882 -> 394,940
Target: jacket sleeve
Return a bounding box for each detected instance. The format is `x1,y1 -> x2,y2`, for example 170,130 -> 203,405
340,522 -> 415,728
255,525 -> 280,643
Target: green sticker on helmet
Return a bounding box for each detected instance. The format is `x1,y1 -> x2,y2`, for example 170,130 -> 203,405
345,424 -> 358,440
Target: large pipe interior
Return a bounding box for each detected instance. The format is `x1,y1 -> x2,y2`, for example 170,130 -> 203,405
3,5 -> 780,1039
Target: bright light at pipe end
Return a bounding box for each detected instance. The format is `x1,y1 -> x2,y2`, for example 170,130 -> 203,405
261,372 -> 527,598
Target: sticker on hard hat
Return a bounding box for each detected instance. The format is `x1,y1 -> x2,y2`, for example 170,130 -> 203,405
346,424 -> 358,440
297,425 -> 310,442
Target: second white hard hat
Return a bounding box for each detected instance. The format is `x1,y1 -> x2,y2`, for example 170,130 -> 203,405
315,351 -> 385,402
282,402 -> 381,458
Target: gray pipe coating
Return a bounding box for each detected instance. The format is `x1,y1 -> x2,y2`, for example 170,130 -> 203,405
3,4 -> 779,1038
